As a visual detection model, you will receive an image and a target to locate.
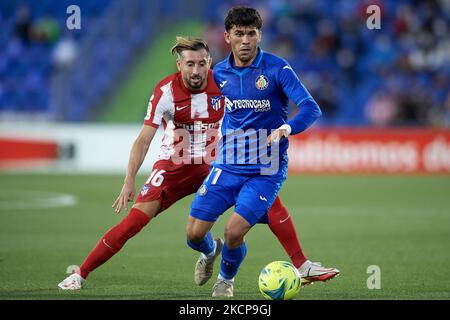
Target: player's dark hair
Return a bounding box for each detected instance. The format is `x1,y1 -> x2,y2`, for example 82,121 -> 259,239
224,6 -> 262,31
170,36 -> 210,57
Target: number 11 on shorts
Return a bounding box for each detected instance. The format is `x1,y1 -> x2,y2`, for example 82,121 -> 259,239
205,167 -> 222,185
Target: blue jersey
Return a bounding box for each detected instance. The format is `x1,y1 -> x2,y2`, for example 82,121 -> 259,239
212,48 -> 321,175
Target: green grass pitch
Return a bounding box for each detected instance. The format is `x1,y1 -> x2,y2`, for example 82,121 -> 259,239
0,173 -> 449,300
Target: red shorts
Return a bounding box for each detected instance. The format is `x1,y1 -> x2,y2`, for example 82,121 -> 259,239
135,160 -> 210,214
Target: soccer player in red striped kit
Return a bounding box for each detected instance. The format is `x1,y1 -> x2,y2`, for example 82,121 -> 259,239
58,37 -> 338,290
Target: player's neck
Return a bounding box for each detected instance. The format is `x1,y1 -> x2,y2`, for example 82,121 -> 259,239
232,49 -> 259,67
233,55 -> 257,67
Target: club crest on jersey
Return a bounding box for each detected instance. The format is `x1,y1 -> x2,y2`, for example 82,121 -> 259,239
198,184 -> 207,196
140,185 -> 151,197
210,96 -> 223,111
255,75 -> 269,90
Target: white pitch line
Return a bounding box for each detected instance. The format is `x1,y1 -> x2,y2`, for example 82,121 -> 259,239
0,190 -> 78,210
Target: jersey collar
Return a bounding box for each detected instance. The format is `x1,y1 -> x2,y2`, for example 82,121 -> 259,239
226,47 -> 264,70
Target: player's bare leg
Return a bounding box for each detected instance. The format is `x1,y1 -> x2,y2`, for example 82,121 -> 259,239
58,200 -> 161,290
133,200 -> 161,219
186,217 -> 223,286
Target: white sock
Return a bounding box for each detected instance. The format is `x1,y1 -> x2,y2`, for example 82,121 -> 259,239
218,274 -> 234,283
201,241 -> 217,261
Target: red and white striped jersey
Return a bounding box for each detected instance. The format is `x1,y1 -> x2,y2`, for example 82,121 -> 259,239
144,70 -> 224,164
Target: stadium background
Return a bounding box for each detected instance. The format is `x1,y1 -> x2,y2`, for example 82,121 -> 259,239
0,0 -> 449,300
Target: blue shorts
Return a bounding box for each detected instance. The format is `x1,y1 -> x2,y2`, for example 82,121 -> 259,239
190,166 -> 287,226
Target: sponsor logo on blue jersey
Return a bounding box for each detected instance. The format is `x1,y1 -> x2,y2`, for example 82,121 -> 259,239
224,96 -> 271,113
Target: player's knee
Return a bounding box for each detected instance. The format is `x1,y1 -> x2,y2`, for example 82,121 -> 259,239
132,201 -> 160,219
187,232 -> 205,243
186,217 -> 210,243
186,226 -> 206,243
186,222 -> 195,241
224,226 -> 244,248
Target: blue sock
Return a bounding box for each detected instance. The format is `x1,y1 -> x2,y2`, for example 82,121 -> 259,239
219,242 -> 247,280
187,231 -> 214,255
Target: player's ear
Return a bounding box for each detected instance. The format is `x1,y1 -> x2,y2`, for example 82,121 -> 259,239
257,30 -> 262,44
207,55 -> 212,68
176,58 -> 181,72
224,31 -> 231,44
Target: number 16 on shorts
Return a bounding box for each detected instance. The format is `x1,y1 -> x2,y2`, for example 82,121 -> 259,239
145,169 -> 166,187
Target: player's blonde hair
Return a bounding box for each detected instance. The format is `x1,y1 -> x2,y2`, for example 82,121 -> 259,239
170,36 -> 210,58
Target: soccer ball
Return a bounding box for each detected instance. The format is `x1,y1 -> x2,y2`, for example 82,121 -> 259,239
258,261 -> 301,300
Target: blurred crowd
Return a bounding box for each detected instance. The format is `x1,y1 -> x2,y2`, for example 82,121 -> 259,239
14,5 -> 60,45
204,0 -> 450,127
1,0 -> 449,127
0,0 -> 109,116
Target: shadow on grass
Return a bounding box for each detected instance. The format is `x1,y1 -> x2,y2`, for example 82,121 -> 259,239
0,288 -> 264,300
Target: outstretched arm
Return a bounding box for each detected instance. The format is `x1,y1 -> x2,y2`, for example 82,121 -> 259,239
112,125 -> 158,213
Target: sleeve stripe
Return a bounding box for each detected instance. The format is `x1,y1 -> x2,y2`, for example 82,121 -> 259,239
144,81 -> 173,127
146,122 -> 159,129
296,96 -> 313,107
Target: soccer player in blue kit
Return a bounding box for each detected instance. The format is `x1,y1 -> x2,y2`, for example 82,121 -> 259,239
186,7 -> 329,297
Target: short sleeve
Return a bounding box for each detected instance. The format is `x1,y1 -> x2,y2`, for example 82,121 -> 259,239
143,81 -> 173,127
